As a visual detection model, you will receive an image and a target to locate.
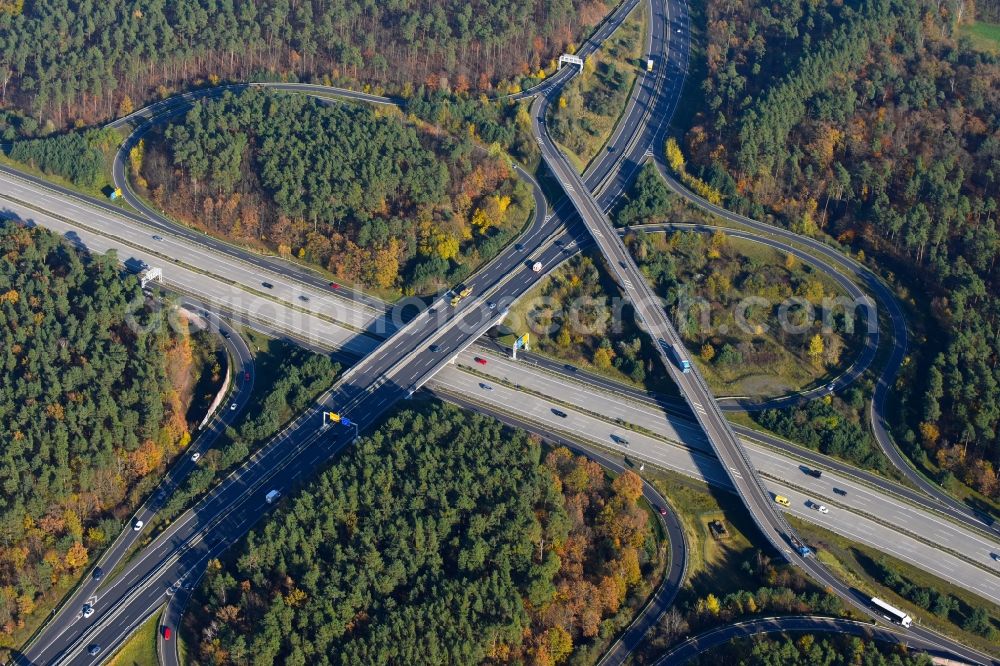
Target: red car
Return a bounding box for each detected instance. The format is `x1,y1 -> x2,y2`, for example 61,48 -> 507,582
244,371 -> 251,381
163,627 -> 171,640
329,282 -> 340,289
475,357 -> 487,365
658,506 -> 668,516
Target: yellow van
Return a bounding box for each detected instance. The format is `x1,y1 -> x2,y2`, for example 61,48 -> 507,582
774,495 -> 790,507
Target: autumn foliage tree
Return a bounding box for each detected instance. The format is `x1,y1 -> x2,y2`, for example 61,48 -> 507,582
0,224 -> 192,644
680,0 -> 1000,497
142,89 -> 529,294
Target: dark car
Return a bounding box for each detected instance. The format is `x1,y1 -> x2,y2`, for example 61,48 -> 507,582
220,329 -> 230,339
261,281 -> 273,289
430,344 -> 441,353
657,506 -> 668,516
611,434 -> 630,446
87,644 -> 101,656
244,371 -> 251,381
551,408 -> 568,418
832,487 -> 847,496
299,294 -> 309,302
805,468 -> 822,479
92,567 -> 104,581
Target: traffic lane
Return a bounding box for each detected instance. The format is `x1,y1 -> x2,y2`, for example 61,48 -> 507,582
594,2 -> 689,206
0,165 -> 387,315
428,369 -> 1000,604
453,347 -> 704,445
61,378 -> 412,664
37,415 -> 337,665
748,445 -> 1000,564
32,409 -> 338,659
654,615 -> 967,666
0,195 -> 383,360
0,174 -> 384,331
581,0 -> 662,192
779,488 -> 1000,607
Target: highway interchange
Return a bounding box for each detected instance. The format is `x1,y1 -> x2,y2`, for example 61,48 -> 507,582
5,176 -> 999,611
2,0 -> 999,663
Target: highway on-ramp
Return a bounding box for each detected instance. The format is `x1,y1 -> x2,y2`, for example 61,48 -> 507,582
528,34 -> 999,666
653,615 -> 971,665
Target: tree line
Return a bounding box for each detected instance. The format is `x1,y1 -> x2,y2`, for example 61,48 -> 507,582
678,0 -> 1000,501
0,0 -> 608,137
187,404 -> 657,665
0,223 -> 193,650
5,128 -> 118,189
139,89 -> 531,293
692,634 -> 934,666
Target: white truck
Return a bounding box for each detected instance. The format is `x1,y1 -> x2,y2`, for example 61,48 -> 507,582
265,490 -> 281,504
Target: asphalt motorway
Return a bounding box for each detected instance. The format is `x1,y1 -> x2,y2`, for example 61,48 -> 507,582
533,71 -> 805,563
529,30 -> 1000,666
653,615 -> 971,665
8,0 -> 991,662
489,342 -> 1000,547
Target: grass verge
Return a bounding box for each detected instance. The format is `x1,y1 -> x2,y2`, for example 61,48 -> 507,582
106,608 -> 161,666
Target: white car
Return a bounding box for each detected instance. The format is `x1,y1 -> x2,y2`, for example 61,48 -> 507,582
191,452 -> 201,462
230,403 -> 238,411
82,604 -> 94,618
816,504 -> 829,514
133,520 -> 144,531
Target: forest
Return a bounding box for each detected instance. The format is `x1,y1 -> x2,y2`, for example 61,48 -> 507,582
187,404 -> 657,665
676,0 -> 1000,501
0,0 -> 608,138
0,223 -> 194,648
137,89 -> 532,293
